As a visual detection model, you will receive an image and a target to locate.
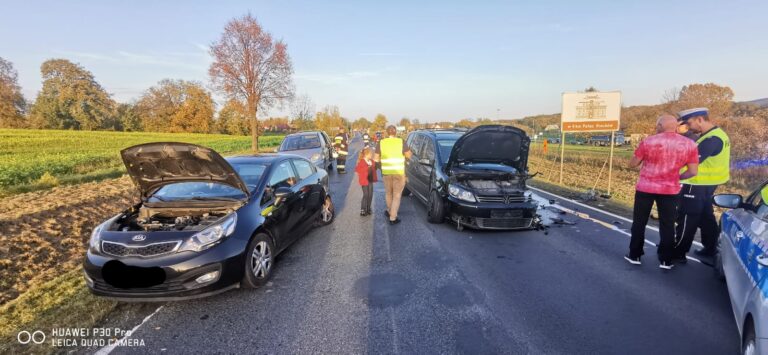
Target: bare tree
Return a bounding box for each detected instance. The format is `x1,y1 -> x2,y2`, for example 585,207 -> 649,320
290,93 -> 315,130
209,13 -> 294,151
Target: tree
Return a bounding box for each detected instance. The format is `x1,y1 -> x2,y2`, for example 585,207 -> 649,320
116,103 -> 141,132
398,117 -> 411,129
30,59 -> 115,130
0,57 -> 26,128
456,118 -> 474,128
135,79 -> 215,133
663,83 -> 734,121
352,117 -> 371,131
209,13 -> 294,151
216,99 -> 249,135
371,113 -> 387,131
290,93 -> 315,131
314,105 -> 343,136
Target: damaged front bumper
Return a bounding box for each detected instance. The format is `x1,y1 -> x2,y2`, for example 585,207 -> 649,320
446,196 -> 538,230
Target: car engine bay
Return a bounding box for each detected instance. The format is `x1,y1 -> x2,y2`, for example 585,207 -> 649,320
110,205 -> 234,232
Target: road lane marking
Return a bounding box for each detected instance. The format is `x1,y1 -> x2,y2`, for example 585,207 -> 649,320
96,305 -> 164,355
389,307 -> 400,354
529,186 -> 705,249
532,191 -> 704,265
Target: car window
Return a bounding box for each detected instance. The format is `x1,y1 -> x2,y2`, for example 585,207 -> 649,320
268,160 -> 298,189
421,139 -> 435,162
232,163 -> 267,189
293,159 -> 315,180
410,134 -> 425,157
437,139 -> 458,163
280,134 -> 321,151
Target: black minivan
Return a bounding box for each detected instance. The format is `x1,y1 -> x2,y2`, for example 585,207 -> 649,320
403,125 -> 538,231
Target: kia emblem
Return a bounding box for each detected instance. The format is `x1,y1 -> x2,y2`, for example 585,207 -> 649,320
132,234 -> 147,242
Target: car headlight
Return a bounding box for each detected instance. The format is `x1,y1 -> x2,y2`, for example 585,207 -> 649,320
310,153 -> 322,162
448,184 -> 476,203
89,221 -> 107,253
179,213 -> 237,252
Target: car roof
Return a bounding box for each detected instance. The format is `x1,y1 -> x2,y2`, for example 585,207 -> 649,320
285,131 -> 322,137
414,130 -> 464,140
226,154 -> 287,164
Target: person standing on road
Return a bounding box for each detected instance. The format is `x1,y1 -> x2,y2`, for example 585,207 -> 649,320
334,127 -> 349,173
626,114 -> 699,269
355,147 -> 377,216
673,107 -> 731,260
374,125 -> 411,225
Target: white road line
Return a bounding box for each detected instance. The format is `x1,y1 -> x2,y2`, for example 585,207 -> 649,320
529,186 -> 705,248
534,189 -> 704,265
389,307 -> 400,355
96,305 -> 164,355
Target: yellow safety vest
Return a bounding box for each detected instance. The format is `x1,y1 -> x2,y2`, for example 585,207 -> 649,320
334,135 -> 347,155
380,137 -> 405,175
761,185 -> 768,204
681,127 -> 730,186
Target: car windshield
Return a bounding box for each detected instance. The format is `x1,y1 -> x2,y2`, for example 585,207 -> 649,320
280,134 -> 321,151
437,139 -> 458,163
149,163 -> 266,201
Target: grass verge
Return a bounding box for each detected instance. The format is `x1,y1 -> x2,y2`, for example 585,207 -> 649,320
0,269 -> 118,354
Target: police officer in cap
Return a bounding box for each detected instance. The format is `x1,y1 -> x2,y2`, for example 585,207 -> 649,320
673,107 -> 731,261
334,127 -> 349,173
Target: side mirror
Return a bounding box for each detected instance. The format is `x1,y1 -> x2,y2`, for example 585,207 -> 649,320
274,187 -> 293,205
419,158 -> 432,166
713,194 -> 742,209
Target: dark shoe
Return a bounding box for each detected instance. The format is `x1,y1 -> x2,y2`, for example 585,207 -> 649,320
671,256 -> 688,264
385,210 -> 390,218
694,248 -> 717,257
360,210 -> 366,216
659,261 -> 674,270
389,218 -> 401,225
624,255 -> 641,265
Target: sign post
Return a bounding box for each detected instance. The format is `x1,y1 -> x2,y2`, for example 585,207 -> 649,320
560,91 -> 622,193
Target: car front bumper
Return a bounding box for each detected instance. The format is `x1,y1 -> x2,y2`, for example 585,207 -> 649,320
83,237 -> 247,301
446,196 -> 538,230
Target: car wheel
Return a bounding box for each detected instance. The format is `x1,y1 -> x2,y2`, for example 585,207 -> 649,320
742,320 -> 756,355
314,195 -> 335,227
427,190 -> 445,224
242,233 -> 275,288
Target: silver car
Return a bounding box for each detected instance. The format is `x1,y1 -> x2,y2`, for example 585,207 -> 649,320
277,131 -> 335,171
713,181 -> 768,355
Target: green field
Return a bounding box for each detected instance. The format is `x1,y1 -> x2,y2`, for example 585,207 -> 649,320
0,129 -> 284,194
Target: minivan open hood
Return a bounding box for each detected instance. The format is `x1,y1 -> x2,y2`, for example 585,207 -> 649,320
121,142 -> 249,199
445,125 -> 530,172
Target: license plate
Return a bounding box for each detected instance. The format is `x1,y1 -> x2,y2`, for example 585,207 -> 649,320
491,210 -> 523,218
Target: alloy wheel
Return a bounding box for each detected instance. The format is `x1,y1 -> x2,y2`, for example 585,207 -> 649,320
251,241 -> 272,279
321,196 -> 334,223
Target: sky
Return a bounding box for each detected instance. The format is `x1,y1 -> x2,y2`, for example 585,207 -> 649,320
1,0 -> 766,122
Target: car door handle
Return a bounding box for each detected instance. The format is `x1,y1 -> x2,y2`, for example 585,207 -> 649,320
757,254 -> 768,267
735,231 -> 744,241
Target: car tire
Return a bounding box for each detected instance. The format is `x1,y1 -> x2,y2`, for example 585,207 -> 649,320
742,320 -> 756,355
314,195 -> 335,227
242,233 -> 275,289
427,190 -> 445,224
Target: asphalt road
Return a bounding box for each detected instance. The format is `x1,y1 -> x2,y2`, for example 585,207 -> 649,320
108,137 -> 740,355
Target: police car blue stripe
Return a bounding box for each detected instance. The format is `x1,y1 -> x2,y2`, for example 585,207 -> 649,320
723,212 -> 768,299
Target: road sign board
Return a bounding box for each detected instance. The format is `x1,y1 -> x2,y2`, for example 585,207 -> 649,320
561,92 -> 621,132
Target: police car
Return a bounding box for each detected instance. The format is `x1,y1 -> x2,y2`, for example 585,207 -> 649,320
713,180 -> 768,355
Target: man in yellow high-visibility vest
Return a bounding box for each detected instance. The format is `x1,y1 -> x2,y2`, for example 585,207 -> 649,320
374,125 -> 412,225
673,107 -> 731,261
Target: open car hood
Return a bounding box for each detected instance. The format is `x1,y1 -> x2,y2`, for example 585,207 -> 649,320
121,142 -> 249,199
446,125 -> 531,172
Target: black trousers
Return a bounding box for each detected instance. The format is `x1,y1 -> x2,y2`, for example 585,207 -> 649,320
361,184 -> 373,212
337,155 -> 347,171
629,190 -> 678,262
674,184 -> 719,256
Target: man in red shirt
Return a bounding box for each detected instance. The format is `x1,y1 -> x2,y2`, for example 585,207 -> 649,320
625,114 -> 699,269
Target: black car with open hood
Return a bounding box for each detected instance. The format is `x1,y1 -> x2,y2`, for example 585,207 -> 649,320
403,125 -> 538,230
84,142 -> 335,301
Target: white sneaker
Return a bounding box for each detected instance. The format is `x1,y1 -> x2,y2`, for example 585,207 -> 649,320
659,261 -> 674,270
624,255 -> 641,265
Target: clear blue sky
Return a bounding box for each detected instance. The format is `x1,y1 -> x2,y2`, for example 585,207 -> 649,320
1,0 -> 766,122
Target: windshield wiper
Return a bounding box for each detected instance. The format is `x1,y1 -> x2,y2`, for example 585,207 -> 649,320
186,196 -> 242,202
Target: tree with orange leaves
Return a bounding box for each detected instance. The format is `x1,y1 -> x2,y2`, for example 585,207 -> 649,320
209,14 -> 294,151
